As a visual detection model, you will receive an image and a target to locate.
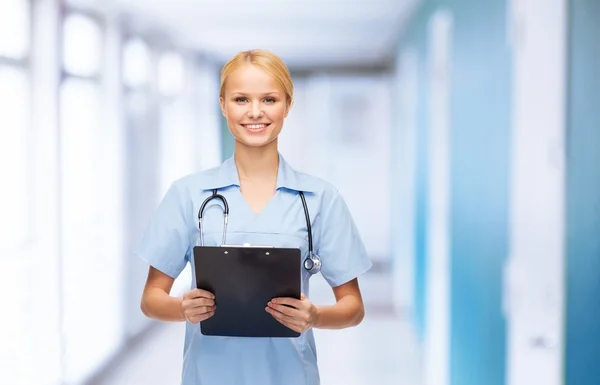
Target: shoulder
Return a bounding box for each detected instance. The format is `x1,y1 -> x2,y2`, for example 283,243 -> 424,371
292,171 -> 346,210
167,166 -> 223,198
294,171 -> 335,193
281,156 -> 343,202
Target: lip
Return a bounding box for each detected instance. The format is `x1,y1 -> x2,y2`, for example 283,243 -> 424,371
240,123 -> 270,134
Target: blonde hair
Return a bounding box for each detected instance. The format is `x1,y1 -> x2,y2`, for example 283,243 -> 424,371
219,49 -> 294,109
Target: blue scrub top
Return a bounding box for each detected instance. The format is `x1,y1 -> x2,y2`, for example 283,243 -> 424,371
137,153 -> 372,385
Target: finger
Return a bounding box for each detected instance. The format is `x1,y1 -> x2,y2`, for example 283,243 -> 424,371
266,306 -> 304,327
188,310 -> 216,324
271,312 -> 304,331
267,301 -> 302,317
197,289 -> 215,298
271,297 -> 302,308
182,299 -> 214,313
268,312 -> 302,333
186,289 -> 215,299
185,307 -> 215,321
301,293 -> 307,300
198,310 -> 216,321
188,298 -> 215,307
190,305 -> 216,315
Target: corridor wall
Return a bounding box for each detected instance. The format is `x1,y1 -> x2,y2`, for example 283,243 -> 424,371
394,1 -> 511,384
564,1 -> 600,384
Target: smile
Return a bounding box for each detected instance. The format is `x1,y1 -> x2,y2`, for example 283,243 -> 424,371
241,123 -> 270,130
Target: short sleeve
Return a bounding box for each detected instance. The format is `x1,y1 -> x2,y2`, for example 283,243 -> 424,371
136,182 -> 191,279
316,190 -> 372,287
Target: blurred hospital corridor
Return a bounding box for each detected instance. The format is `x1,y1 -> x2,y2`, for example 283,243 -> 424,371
3,0 -> 600,384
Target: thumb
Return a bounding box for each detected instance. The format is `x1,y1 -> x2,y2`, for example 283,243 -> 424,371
300,293 -> 307,300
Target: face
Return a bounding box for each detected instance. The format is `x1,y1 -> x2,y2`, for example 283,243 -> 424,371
220,64 -> 290,148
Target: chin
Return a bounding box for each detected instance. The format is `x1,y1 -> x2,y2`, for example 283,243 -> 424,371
236,136 -> 275,148
233,131 -> 279,148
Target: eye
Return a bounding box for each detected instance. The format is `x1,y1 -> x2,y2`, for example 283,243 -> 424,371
235,97 -> 248,103
264,97 -> 276,103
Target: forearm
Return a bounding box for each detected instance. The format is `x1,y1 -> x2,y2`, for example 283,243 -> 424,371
141,287 -> 185,322
313,295 -> 365,330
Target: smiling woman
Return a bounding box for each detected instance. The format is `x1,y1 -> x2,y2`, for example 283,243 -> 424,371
138,49 -> 372,385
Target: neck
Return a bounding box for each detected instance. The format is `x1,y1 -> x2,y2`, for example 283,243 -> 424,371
234,140 -> 279,180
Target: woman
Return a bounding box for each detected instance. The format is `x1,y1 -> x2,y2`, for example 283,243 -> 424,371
138,49 -> 372,385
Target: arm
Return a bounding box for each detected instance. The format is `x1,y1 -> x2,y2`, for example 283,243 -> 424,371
140,266 -> 186,322
141,266 -> 216,323
314,278 -> 365,329
266,278 -> 365,332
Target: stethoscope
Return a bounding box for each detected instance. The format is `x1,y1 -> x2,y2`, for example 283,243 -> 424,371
197,189 -> 322,274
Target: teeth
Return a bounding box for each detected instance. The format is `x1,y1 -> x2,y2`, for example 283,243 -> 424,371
246,124 -> 266,129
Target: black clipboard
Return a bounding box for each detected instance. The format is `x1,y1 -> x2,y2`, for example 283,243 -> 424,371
192,245 -> 301,338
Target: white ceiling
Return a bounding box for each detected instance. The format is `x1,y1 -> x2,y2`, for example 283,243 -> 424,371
70,0 -> 420,70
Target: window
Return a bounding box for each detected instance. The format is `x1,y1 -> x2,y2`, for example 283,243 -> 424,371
0,0 -> 31,250
60,78 -> 101,223
0,67 -> 30,248
0,0 -> 30,60
60,12 -> 114,384
157,51 -> 194,194
123,37 -> 151,89
62,13 -> 102,77
158,51 -> 185,97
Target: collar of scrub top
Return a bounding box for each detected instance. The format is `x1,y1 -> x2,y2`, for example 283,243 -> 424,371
201,153 -> 320,193
197,153 -> 322,272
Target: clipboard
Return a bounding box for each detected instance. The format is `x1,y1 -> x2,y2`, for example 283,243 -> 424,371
192,245 -> 301,338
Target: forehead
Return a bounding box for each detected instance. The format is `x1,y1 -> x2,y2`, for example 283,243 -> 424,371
224,64 -> 283,93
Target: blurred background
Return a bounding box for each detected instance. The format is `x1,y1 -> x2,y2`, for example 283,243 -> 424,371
1,0 -> 599,384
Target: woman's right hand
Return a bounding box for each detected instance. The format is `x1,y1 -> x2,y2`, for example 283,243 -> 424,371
181,288 -> 216,323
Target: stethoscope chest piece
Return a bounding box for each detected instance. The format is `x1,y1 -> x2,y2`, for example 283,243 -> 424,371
304,251 -> 322,274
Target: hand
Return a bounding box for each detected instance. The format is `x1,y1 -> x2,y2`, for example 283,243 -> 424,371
266,293 -> 318,333
181,288 -> 216,324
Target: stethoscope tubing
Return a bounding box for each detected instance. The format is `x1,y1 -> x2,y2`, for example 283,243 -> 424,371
197,189 -> 321,273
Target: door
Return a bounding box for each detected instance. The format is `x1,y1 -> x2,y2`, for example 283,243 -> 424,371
505,0 -> 567,384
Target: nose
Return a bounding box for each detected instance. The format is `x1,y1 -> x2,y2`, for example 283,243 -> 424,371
247,101 -> 263,119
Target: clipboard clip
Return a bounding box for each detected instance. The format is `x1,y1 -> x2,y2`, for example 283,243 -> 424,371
220,243 -> 275,248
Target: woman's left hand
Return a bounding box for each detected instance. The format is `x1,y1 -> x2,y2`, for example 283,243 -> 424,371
266,293 -> 318,333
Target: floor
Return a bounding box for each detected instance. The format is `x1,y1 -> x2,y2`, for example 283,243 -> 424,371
88,268 -> 423,385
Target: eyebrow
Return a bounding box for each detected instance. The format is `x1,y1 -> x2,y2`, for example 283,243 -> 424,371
230,92 -> 280,96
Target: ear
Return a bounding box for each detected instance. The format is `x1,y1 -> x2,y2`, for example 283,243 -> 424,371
284,99 -> 293,118
219,96 -> 226,117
